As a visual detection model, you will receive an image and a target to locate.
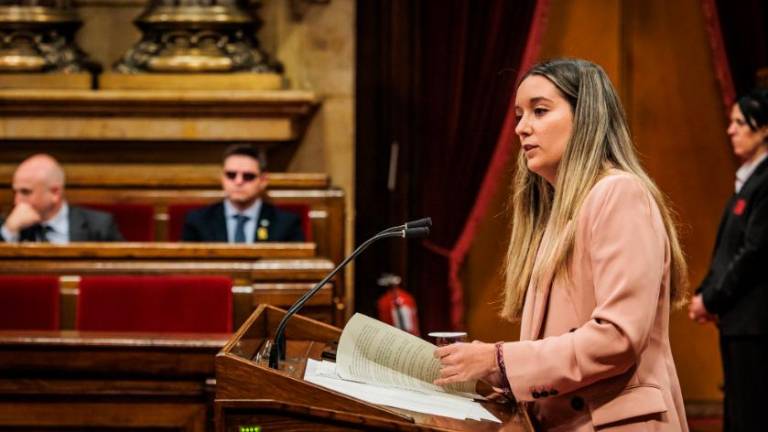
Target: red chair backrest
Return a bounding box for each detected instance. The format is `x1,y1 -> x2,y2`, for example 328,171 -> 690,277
76,275 -> 232,333
82,203 -> 155,242
0,275 -> 59,330
168,203 -> 312,241
167,204 -> 206,242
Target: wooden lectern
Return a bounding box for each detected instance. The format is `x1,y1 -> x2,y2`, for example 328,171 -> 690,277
215,305 -> 533,431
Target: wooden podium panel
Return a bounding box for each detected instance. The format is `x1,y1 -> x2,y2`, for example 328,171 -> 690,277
215,305 -> 533,431
0,330 -> 230,431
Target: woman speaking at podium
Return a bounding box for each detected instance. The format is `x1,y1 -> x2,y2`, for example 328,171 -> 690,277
434,59 -> 689,431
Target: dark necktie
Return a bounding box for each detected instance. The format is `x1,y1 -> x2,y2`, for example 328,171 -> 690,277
233,214 -> 249,243
37,224 -> 51,242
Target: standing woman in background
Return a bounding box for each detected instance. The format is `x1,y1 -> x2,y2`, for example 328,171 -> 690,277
434,58 -> 689,431
689,89 -> 768,432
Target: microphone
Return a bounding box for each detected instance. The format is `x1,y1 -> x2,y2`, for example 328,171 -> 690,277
268,219 -> 431,369
381,217 -> 432,234
403,227 -> 430,238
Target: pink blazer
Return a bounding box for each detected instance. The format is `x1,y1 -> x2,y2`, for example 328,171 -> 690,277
502,172 -> 688,431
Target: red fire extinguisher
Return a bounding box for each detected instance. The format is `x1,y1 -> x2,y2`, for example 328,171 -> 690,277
376,273 -> 420,336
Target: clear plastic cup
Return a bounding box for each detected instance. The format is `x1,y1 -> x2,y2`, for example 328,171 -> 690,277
428,331 -> 468,346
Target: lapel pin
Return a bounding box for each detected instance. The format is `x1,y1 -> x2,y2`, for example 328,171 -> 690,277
257,226 -> 269,241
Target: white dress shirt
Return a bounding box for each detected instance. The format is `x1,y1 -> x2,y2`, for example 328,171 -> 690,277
735,152 -> 768,193
1,202 -> 70,244
223,199 -> 262,243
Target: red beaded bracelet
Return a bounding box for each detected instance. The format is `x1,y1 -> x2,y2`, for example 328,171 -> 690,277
495,342 -> 513,395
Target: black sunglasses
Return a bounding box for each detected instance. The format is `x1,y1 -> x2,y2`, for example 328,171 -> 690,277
224,171 -> 259,182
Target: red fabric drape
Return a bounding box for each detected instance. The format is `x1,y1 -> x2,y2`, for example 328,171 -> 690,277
410,0 -> 549,332
701,0 -> 736,110
703,0 -> 768,100
447,0 -> 551,329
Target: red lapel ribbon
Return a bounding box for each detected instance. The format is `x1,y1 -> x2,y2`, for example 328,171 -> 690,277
733,198 -> 746,216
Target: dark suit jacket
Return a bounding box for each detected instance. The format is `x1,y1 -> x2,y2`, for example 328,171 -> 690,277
1,205 -> 124,242
698,157 -> 768,335
181,201 -> 305,242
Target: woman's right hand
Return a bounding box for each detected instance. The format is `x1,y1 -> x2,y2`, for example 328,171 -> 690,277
433,341 -> 497,386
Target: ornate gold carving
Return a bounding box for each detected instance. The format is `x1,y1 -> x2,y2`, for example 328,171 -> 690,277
0,2 -> 99,73
114,0 -> 281,74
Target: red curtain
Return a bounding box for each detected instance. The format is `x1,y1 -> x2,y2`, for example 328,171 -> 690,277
409,0 -> 550,331
701,0 -> 736,110
703,0 -> 768,102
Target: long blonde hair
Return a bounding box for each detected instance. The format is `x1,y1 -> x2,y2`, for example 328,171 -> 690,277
501,59 -> 688,320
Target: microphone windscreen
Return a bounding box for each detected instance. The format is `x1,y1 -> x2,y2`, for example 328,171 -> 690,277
404,227 -> 430,238
405,217 -> 432,229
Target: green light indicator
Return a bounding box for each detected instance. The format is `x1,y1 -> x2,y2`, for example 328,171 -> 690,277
239,426 -> 261,432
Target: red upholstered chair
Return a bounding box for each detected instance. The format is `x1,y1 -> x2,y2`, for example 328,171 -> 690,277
76,275 -> 233,333
167,203 -> 312,241
167,203 -> 206,242
0,275 -> 59,330
81,203 -> 155,242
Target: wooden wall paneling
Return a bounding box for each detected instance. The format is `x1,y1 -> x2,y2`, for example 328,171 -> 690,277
623,0 -> 732,402
0,89 -> 319,144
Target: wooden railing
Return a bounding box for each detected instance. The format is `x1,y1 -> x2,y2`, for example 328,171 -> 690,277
0,243 -> 343,327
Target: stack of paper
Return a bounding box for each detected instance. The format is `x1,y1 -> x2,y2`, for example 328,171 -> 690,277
304,359 -> 500,423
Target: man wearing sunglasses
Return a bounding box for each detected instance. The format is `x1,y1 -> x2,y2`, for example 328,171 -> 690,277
181,144 -> 305,243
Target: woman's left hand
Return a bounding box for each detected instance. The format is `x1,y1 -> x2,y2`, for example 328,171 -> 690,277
433,341 -> 498,386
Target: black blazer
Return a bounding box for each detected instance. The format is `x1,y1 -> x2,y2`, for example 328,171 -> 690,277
1,205 -> 124,242
698,157 -> 768,336
181,201 -> 305,243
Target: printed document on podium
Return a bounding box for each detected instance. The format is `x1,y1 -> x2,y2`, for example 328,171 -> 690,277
336,313 -> 476,396
304,313 -> 499,422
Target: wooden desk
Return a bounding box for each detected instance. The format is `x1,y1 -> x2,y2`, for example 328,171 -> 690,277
0,168 -> 349,321
0,172 -> 346,267
215,305 -> 534,431
0,330 -> 230,432
0,242 -> 316,259
0,243 -> 342,327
